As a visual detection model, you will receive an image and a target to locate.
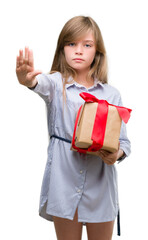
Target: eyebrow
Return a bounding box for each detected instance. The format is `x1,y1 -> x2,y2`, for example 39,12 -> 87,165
82,40 -> 95,45
66,40 -> 95,44
84,40 -> 94,43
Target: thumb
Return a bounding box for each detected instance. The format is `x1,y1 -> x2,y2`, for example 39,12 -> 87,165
28,70 -> 42,80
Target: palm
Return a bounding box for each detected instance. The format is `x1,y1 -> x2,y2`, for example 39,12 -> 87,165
16,47 -> 42,87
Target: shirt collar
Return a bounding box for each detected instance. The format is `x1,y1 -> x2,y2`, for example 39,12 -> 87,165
65,77 -> 105,89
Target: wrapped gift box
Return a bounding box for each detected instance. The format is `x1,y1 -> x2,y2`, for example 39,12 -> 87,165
75,102 -> 122,153
71,92 -> 131,155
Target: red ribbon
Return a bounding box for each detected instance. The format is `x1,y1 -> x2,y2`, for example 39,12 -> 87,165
72,92 -> 132,154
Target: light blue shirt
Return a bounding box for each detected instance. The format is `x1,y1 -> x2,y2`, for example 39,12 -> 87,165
33,72 -> 131,223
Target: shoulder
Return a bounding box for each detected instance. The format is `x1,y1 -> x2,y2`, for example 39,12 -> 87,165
101,82 -> 119,94
99,82 -> 122,105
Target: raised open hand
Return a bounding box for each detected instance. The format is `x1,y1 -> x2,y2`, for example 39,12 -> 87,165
16,47 -> 42,88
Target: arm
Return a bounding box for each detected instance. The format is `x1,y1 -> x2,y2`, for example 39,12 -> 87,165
16,47 -> 42,88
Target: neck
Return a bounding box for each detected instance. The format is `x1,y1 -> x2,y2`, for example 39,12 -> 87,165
74,70 -> 94,88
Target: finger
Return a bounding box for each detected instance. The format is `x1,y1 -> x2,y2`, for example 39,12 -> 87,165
28,49 -> 34,68
19,49 -> 24,65
103,159 -> 114,165
99,150 -> 109,157
16,56 -> 20,68
25,46 -> 29,59
99,152 -> 115,164
24,47 -> 29,64
99,152 -> 106,159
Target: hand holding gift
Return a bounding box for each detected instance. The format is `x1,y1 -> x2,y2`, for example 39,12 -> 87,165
98,146 -> 124,165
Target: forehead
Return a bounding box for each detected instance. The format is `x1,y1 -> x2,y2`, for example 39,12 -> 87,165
74,30 -> 95,42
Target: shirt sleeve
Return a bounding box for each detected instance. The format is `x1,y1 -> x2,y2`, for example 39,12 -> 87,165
117,94 -> 131,162
31,73 -> 56,104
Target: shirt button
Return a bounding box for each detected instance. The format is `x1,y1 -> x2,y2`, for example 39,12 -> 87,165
80,170 -> 83,174
77,189 -> 81,193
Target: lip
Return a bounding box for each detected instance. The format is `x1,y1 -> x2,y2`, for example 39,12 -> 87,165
73,58 -> 84,61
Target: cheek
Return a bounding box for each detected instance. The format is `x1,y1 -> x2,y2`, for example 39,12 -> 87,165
64,48 -> 71,64
88,51 -> 96,64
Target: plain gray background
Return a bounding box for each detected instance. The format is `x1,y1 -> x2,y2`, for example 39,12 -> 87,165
1,0 -> 147,239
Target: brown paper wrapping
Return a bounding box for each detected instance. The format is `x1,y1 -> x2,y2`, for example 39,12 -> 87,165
74,102 -> 122,154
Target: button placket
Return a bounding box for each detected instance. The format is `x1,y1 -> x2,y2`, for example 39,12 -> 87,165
76,168 -> 86,197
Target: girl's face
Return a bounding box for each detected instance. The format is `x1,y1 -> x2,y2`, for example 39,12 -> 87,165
64,31 -> 96,75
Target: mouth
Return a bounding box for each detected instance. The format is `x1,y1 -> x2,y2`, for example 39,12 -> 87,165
73,58 -> 84,61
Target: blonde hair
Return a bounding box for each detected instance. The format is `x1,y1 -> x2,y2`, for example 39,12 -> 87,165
50,16 -> 108,92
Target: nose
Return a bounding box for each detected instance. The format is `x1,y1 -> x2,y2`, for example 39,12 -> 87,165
75,43 -> 83,55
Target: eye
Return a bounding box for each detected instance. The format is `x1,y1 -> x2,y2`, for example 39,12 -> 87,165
68,43 -> 75,47
85,44 -> 91,48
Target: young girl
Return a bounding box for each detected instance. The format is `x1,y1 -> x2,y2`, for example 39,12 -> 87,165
16,16 -> 131,240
